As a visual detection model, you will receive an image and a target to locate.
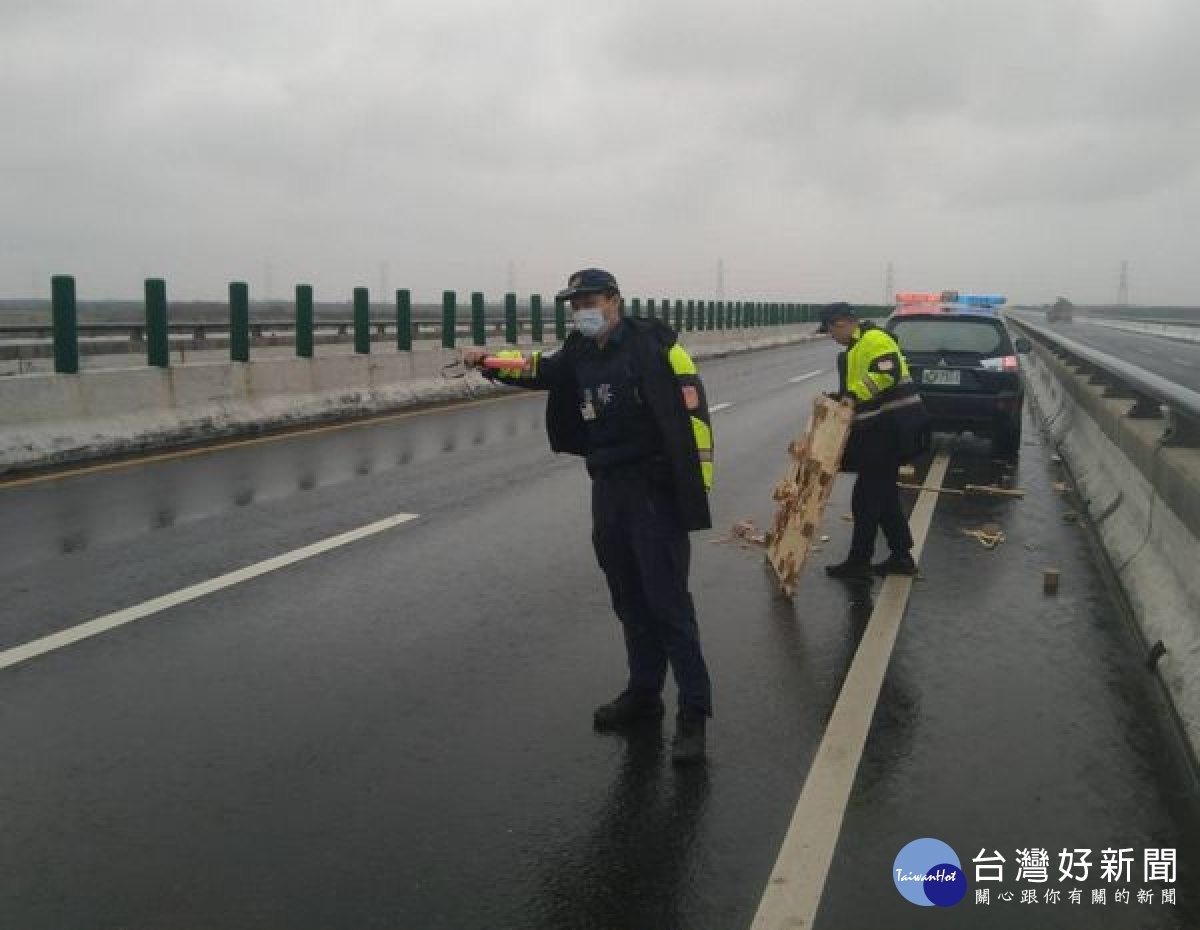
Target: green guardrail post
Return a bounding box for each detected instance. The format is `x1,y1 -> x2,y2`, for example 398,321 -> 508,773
442,291 -> 457,348
471,292 -> 486,346
396,289 -> 411,351
504,292 -> 518,344
716,301 -> 725,330
295,284 -> 314,358
673,299 -> 682,331
353,287 -> 371,354
554,299 -> 567,341
707,300 -> 716,330
145,278 -> 169,368
685,299 -> 695,331
646,298 -> 655,321
530,294 -> 543,343
51,275 -> 79,374
230,281 -> 249,362
631,297 -> 642,319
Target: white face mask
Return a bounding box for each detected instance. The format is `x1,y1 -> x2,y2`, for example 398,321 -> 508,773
573,308 -> 608,338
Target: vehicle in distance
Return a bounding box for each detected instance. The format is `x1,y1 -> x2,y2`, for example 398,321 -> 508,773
1046,297 -> 1075,323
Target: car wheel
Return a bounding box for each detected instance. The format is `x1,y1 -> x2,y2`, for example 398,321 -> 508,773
993,413 -> 1022,460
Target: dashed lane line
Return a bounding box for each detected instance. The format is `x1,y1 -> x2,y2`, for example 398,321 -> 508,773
751,451 -> 951,930
0,513 -> 420,673
788,370 -> 825,384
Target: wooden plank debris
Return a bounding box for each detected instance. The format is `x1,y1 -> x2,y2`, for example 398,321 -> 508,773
898,482 -> 1025,499
765,395 -> 854,598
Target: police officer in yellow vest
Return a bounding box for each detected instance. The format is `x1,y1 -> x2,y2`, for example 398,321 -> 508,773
820,302 -> 930,580
460,269 -> 714,764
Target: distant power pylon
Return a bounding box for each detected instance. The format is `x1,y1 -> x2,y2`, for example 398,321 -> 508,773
884,262 -> 895,304
716,258 -> 726,300
1117,260 -> 1130,306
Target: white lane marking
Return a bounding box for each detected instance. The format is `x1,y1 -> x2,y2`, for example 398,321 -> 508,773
751,452 -> 951,929
710,403 -> 735,413
788,370 -> 824,384
0,513 -> 420,673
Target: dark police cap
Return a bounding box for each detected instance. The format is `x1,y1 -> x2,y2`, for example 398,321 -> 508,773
556,268 -> 620,301
816,301 -> 858,333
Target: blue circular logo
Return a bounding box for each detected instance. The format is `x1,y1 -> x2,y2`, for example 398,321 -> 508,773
893,839 -> 967,907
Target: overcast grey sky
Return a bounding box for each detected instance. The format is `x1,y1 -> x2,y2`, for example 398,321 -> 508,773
3,0 -> 1199,305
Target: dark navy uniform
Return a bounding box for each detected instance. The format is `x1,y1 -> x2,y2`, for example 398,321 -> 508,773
487,315 -> 714,719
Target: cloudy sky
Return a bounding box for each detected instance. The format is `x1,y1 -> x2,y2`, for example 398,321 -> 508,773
3,0 -> 1199,305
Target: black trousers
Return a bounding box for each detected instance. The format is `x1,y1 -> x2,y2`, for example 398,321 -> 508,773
590,475 -> 713,717
849,457 -> 914,563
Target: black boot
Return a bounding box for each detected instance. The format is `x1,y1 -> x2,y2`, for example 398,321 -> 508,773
825,557 -> 873,580
671,710 -> 707,765
593,693 -> 665,731
873,552 -> 918,576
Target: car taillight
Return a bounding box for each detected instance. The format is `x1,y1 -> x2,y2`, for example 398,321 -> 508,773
981,356 -> 1019,372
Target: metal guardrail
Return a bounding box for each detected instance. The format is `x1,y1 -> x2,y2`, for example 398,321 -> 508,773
10,275 -> 893,374
1009,315 -> 1200,447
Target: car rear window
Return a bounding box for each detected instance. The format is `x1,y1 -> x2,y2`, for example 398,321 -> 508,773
889,317 -> 1011,356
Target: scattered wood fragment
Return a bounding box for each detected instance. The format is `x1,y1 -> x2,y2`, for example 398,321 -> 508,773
962,526 -> 1006,549
733,519 -> 768,546
1043,569 -> 1061,596
898,483 -> 1025,499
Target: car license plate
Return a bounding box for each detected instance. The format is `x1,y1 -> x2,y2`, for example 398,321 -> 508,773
923,369 -> 961,386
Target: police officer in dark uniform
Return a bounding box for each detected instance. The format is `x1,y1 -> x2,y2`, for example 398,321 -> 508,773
820,302 -> 931,580
461,269 -> 715,764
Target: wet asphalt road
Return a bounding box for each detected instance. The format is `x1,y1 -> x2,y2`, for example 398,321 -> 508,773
1009,310 -> 1200,392
1,341 -> 1198,929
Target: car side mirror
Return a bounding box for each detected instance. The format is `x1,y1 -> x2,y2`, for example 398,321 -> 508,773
1014,337 -> 1032,354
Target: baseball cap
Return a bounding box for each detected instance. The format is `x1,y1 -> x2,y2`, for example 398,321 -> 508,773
817,301 -> 858,333
555,268 -> 620,301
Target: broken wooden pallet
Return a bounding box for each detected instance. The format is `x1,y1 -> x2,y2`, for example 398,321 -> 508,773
766,395 -> 854,598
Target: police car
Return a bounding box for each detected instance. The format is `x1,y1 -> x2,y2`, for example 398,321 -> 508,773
885,293 -> 1032,459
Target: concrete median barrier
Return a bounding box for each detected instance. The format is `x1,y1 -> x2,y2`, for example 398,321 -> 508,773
0,325 -> 824,472
1021,340 -> 1200,755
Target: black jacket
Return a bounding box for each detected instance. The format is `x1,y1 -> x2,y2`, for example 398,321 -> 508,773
495,318 -> 712,531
